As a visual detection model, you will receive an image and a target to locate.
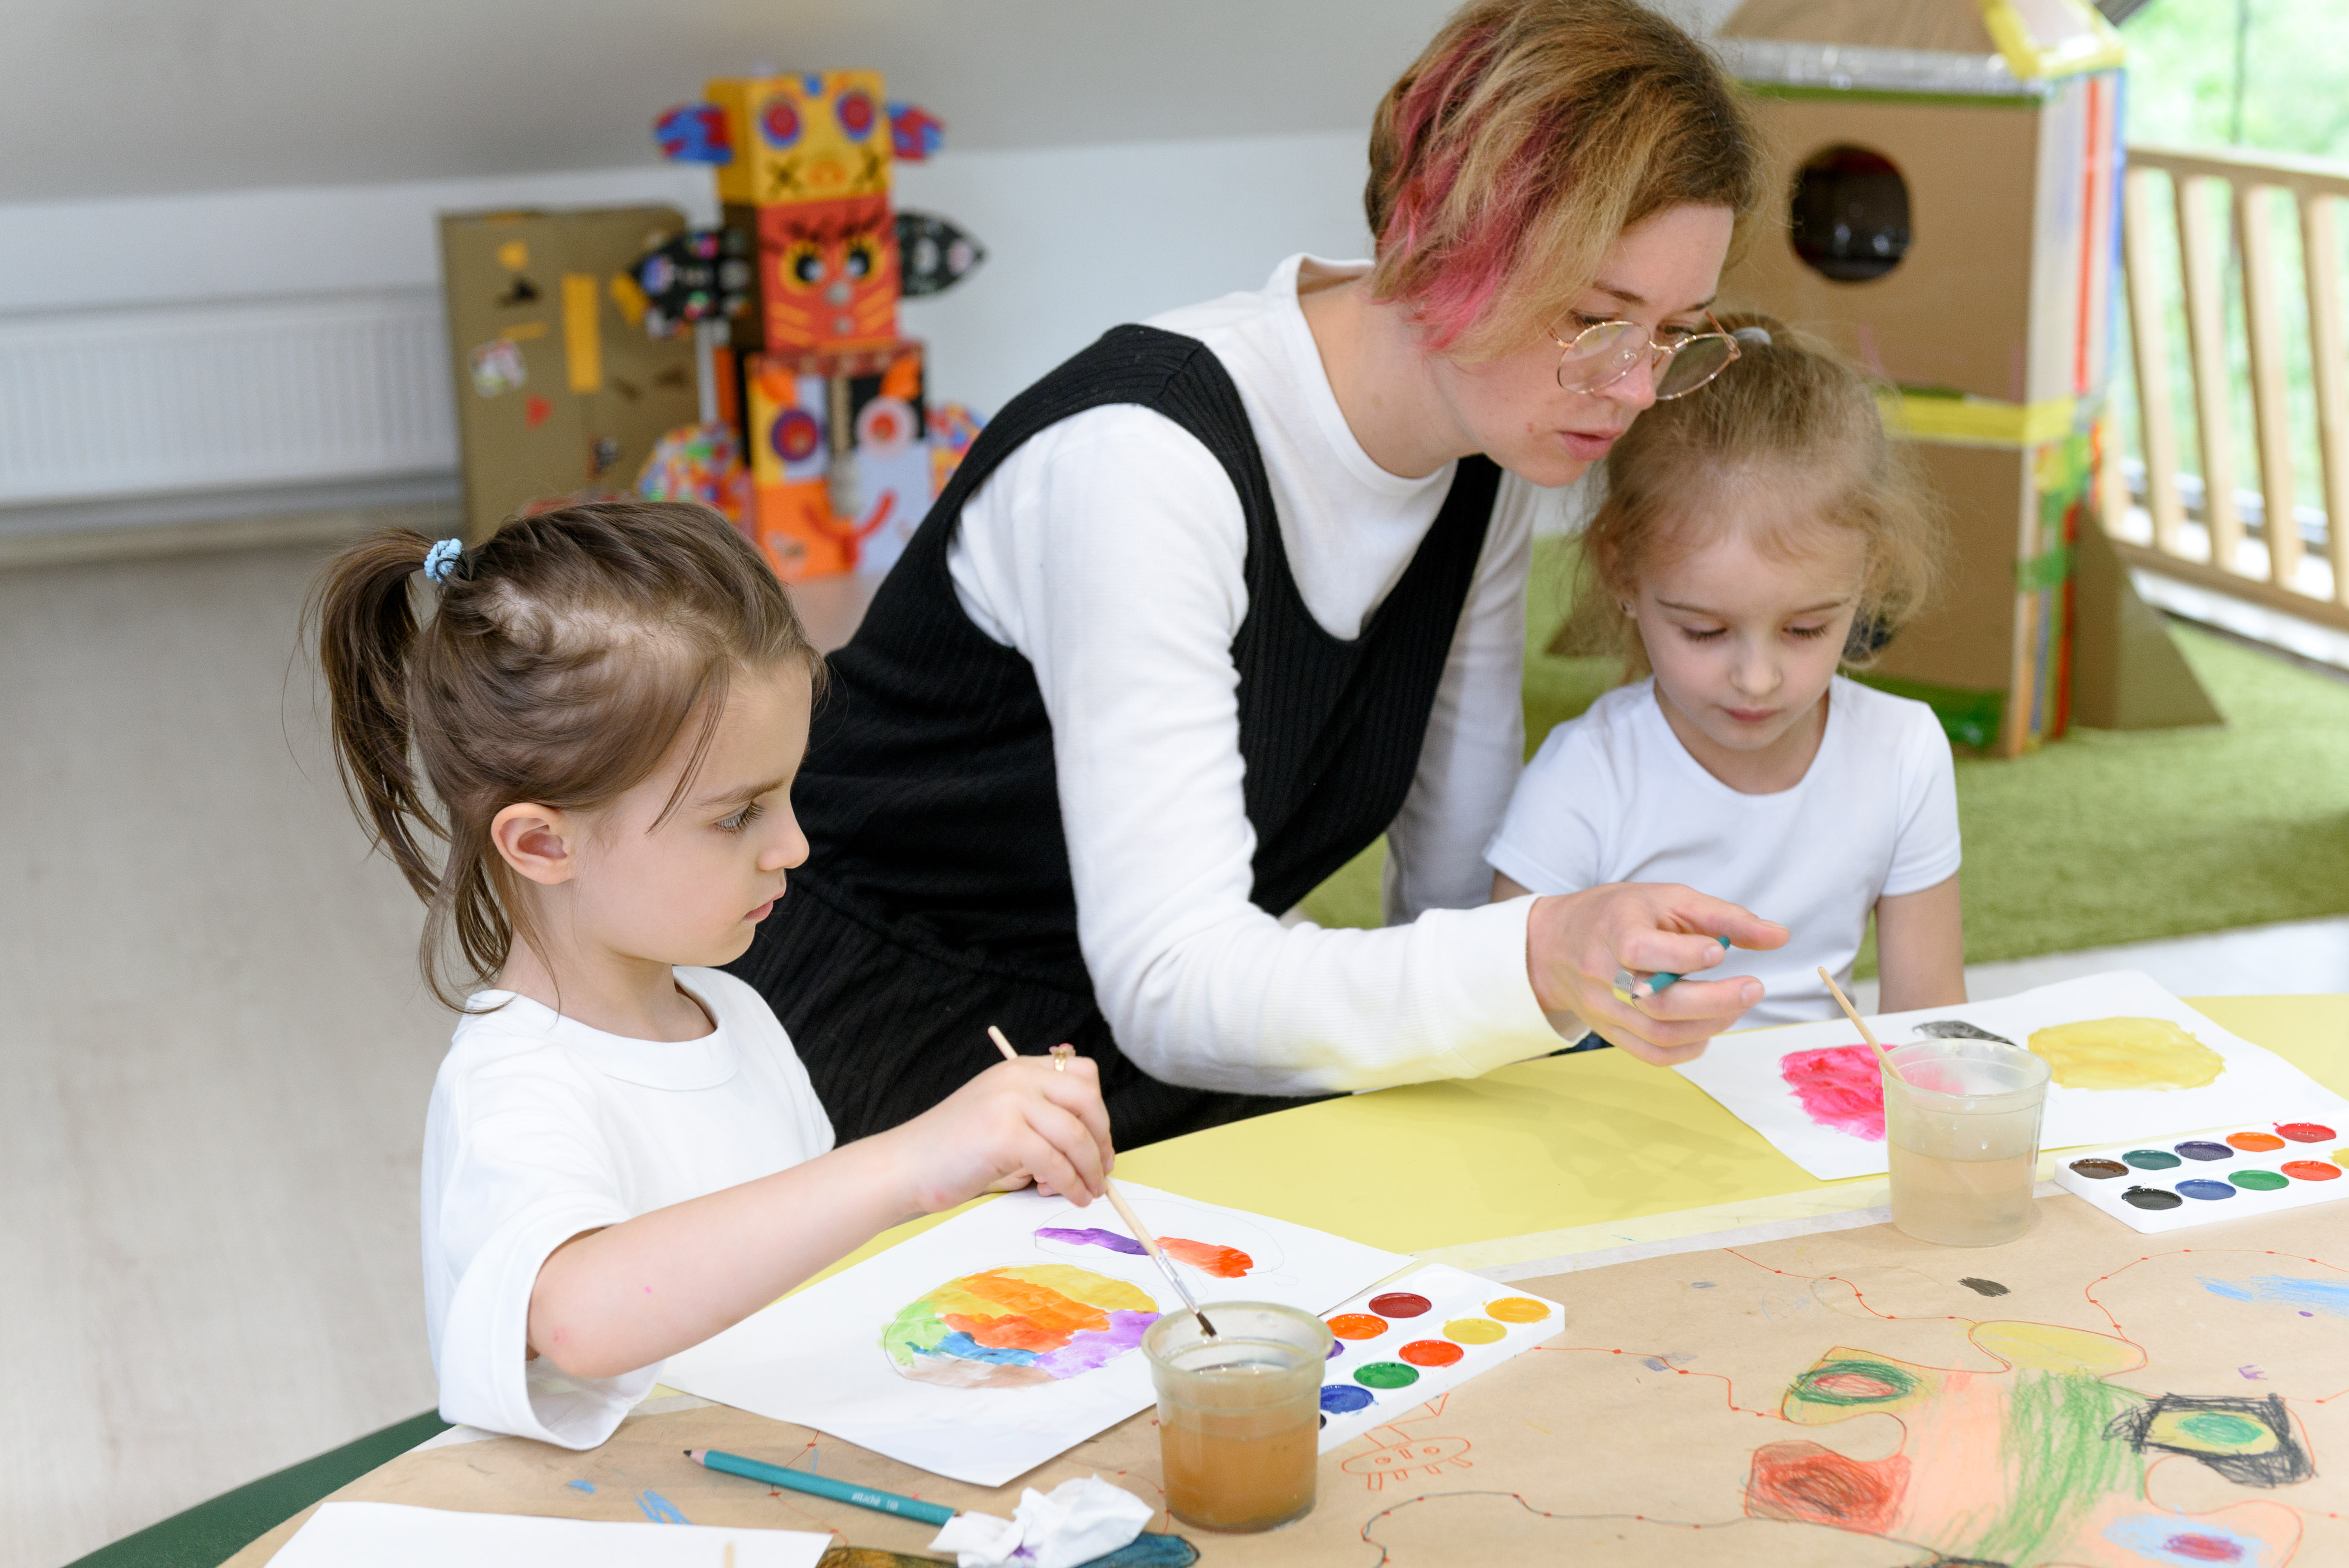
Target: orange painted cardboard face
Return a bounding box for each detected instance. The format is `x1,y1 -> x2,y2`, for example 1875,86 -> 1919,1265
755,195 -> 900,351
710,70 -> 893,206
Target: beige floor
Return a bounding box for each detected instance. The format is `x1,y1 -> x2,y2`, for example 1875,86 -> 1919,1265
0,521 -> 875,1568
1,537 -> 455,1567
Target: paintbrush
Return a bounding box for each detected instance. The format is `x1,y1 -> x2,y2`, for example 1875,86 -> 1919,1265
986,1025 -> 1220,1338
1819,967 -> 1909,1084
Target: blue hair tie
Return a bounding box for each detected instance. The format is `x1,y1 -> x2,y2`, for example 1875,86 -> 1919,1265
422,537 -> 466,584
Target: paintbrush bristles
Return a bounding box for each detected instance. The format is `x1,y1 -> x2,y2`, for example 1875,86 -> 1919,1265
1819,967 -> 1908,1084
1103,1183 -> 1219,1338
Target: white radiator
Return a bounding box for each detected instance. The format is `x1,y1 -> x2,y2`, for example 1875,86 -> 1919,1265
0,289 -> 456,508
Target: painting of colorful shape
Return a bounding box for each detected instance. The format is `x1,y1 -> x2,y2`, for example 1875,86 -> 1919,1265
881,1212 -> 1284,1387
659,1183 -> 1407,1487
883,1265 -> 1159,1388
1673,970 -> 2349,1179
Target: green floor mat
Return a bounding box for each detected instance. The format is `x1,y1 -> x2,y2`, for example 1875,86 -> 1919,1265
1299,540 -> 2349,970
66,1410 -> 449,1568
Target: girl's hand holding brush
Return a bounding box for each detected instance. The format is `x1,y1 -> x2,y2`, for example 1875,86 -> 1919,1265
881,1051 -> 1116,1216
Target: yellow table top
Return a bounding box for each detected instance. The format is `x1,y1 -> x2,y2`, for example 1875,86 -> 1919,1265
823,994 -> 2349,1278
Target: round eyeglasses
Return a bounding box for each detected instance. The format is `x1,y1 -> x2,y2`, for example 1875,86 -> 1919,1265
1553,312 -> 1742,399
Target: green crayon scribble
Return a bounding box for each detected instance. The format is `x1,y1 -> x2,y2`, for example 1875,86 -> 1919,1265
1966,1371 -> 2148,1565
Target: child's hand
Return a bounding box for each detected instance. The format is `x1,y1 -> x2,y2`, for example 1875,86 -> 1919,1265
886,1056 -> 1115,1215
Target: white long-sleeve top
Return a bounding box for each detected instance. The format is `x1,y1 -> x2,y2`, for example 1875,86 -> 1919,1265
943,254 -> 1568,1095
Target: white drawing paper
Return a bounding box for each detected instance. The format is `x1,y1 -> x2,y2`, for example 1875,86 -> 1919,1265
660,1183 -> 1411,1487
270,1502 -> 829,1568
1310,1264 -> 1562,1452
1672,970 -> 2349,1180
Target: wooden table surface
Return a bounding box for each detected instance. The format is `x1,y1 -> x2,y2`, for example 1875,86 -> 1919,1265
225,995 -> 2349,1565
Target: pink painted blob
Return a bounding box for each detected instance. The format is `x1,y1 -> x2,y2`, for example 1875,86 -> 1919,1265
1780,1045 -> 1887,1141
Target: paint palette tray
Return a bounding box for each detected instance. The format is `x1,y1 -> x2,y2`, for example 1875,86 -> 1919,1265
1313,1263 -> 1561,1452
2055,1118 -> 2348,1233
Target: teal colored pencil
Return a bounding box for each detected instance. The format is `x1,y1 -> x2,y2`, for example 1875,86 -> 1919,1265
686,1447 -> 956,1526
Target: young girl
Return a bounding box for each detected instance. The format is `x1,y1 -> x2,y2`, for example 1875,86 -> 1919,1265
310,503 -> 1115,1448
1487,314 -> 1964,1032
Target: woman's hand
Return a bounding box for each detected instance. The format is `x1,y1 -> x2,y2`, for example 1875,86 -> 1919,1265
881,1056 -> 1116,1216
1523,882 -> 1787,1065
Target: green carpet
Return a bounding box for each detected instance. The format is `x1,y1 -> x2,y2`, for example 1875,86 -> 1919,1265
1299,540 -> 2349,971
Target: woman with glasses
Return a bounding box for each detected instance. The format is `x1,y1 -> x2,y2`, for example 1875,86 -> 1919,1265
733,0 -> 1792,1149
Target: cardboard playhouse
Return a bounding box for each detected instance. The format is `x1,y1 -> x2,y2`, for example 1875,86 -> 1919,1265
1713,0 -> 2219,754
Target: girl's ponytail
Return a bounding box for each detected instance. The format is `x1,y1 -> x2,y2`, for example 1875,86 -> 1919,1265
305,528 -> 445,905
305,502 -> 819,1010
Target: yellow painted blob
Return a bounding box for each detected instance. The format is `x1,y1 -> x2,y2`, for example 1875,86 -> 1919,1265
2026,1017 -> 2225,1091
1444,1317 -> 1506,1345
1970,1321 -> 2144,1376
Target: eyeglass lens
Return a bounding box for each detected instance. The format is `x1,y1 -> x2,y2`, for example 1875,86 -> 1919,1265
1655,336 -> 1737,398
1559,323 -> 1737,399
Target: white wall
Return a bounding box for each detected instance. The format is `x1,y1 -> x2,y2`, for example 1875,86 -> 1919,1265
0,0 -> 1744,528
896,131 -> 1370,417
0,131 -> 1370,525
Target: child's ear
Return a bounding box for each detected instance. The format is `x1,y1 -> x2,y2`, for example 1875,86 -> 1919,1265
490,803 -> 578,886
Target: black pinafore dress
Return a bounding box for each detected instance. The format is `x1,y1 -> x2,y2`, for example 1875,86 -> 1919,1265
728,324 -> 1499,1149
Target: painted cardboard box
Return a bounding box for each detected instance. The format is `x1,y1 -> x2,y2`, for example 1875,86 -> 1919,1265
744,341 -> 930,582
705,70 -> 893,209
721,193 -> 902,353
438,206 -> 700,539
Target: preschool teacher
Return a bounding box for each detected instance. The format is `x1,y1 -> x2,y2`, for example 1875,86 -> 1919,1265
733,0 -> 1790,1146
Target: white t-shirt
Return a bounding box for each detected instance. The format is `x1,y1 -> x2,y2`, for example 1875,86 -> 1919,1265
1485,677 -> 1961,1027
941,254 -> 1572,1094
421,967 -> 834,1448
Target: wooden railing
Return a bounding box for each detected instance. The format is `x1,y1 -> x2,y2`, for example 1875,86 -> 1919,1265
2117,143 -> 2349,629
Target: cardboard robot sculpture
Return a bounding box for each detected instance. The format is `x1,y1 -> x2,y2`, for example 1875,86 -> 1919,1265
638,70 -> 988,584
1709,0 -> 2216,754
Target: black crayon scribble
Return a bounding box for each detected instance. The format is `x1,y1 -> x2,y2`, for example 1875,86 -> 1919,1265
2105,1394 -> 2313,1487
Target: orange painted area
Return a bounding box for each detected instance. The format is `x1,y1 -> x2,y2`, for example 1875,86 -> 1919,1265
1328,1314 -> 1388,1340
2229,1131 -> 2288,1152
1161,1238 -> 1254,1278
941,1310 -> 1065,1352
957,1269 -> 1114,1338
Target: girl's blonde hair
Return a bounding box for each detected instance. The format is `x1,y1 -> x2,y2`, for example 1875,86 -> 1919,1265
1366,0 -> 1765,362
1564,311 -> 1944,674
306,502 -> 820,1008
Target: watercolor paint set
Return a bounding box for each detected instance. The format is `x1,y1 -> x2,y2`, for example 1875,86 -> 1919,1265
1313,1263 -> 1562,1452
2054,1117 -> 2348,1233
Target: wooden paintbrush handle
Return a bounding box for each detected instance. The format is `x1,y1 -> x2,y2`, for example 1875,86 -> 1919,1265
1101,1181 -> 1165,1260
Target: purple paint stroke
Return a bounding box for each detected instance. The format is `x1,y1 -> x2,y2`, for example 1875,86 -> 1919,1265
1037,1226 -> 1147,1257
1034,1309 -> 1159,1378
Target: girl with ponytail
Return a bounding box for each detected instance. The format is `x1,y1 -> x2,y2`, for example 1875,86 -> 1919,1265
307,501 -> 1115,1449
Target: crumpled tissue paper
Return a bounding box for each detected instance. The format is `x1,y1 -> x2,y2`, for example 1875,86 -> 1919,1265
927,1474 -> 1154,1568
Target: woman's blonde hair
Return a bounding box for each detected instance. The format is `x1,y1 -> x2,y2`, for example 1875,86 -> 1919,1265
306,501 -> 820,1008
1366,0 -> 1765,361
1563,312 -> 1945,674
